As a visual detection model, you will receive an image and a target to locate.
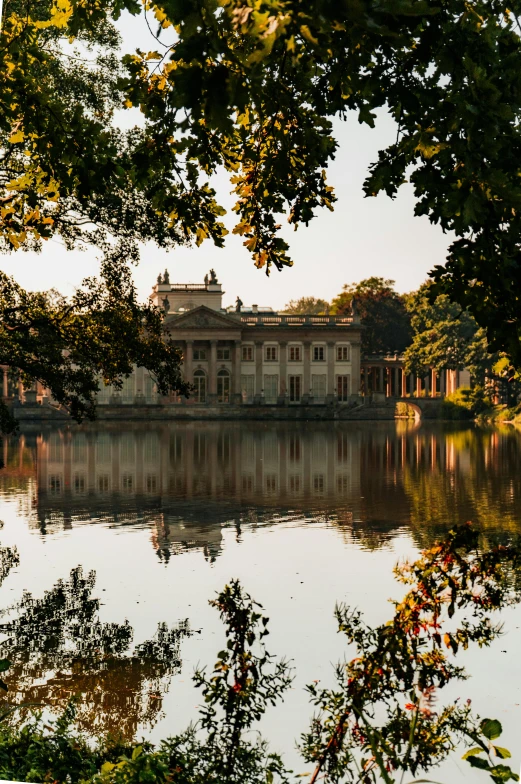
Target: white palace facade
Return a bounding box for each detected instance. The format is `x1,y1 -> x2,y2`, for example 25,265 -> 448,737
1,270 -> 470,419
140,270 -> 362,407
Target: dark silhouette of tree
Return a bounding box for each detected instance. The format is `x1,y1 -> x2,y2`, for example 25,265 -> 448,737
331,278 -> 411,356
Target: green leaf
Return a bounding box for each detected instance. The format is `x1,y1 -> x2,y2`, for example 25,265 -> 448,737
0,660 -> 11,673
131,745 -> 143,761
490,764 -> 520,783
0,679 -> 8,692
481,718 -> 503,740
462,747 -> 484,760
494,747 -> 512,760
467,756 -> 492,770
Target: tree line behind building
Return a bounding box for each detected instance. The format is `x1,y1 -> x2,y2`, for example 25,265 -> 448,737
284,277 -> 519,411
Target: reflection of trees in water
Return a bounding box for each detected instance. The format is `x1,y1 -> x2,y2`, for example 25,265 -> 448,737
0,567 -> 190,739
401,428 -> 521,551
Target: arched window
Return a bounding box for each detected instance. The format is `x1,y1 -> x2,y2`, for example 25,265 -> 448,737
193,369 -> 207,403
217,368 -> 230,403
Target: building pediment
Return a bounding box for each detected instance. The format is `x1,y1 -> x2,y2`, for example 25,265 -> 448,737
165,306 -> 241,330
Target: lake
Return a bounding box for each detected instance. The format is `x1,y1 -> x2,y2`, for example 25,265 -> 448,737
0,420 -> 520,779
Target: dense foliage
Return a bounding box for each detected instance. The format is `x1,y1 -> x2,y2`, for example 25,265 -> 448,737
117,0 -> 521,367
3,0 -> 521,397
283,297 -> 330,315
0,526 -> 519,783
331,278 -> 411,356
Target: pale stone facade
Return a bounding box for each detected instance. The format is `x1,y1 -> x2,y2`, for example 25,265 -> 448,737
145,272 -> 362,407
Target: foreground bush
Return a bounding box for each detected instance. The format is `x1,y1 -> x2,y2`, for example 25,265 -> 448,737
442,386 -> 483,419
0,525 -> 519,783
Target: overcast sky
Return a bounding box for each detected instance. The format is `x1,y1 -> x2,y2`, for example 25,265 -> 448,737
2,11 -> 452,311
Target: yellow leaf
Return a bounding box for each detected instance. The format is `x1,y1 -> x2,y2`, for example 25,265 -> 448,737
8,129 -> 25,144
300,25 -> 319,46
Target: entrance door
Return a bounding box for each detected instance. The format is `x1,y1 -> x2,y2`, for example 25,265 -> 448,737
193,370 -> 207,403
289,375 -> 302,403
217,370 -> 230,403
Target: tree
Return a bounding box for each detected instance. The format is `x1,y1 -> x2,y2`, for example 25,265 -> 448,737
0,0 -> 218,433
283,296 -> 329,315
404,282 -> 491,377
118,0 -> 521,367
6,0 -> 521,424
402,282 -> 518,406
331,277 -> 411,356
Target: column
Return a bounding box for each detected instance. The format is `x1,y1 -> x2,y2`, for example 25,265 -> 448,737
326,341 -> 335,402
233,340 -> 242,404
416,375 -> 422,397
303,342 -> 311,404
2,368 -> 8,398
401,369 -> 407,398
393,367 -> 399,398
255,341 -> 263,403
350,341 -> 361,396
431,369 -> 437,398
385,367 -> 392,397
209,340 -> 217,403
184,340 -> 193,404
278,341 -> 287,404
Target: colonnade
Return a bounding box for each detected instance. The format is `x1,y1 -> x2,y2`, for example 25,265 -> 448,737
361,364 -> 462,398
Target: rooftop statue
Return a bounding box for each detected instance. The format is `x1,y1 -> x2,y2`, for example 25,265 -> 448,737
163,269 -> 170,284
235,296 -> 243,313
209,268 -> 218,284
204,273 -> 209,286
157,273 -> 162,285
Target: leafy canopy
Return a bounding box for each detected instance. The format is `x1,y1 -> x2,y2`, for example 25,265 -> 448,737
283,297 -> 330,315
331,277 -> 411,355
117,0 -> 521,366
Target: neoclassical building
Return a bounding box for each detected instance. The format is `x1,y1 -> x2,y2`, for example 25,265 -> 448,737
146,270 -> 362,406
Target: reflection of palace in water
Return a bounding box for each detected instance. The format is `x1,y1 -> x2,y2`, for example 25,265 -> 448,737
3,422 -> 521,556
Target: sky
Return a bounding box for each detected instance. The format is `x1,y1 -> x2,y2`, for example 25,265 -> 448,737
1,10 -> 452,311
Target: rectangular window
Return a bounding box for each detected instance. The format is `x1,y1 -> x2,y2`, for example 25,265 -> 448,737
337,375 -> 351,401
289,475 -> 302,494
242,346 -> 254,361
265,346 -> 278,362
289,345 -> 301,362
312,374 -> 327,402
313,345 -> 325,361
336,345 -> 350,361
264,374 -> 278,404
193,349 -> 207,361
241,374 -> 255,403
313,474 -> 325,494
97,474 -> 110,493
217,347 -> 230,361
289,375 -> 302,402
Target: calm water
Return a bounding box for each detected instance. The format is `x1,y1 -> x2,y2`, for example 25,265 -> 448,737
0,421 -> 520,778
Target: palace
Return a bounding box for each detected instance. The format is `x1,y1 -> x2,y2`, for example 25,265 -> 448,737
145,269 -> 362,407
2,269 -> 472,421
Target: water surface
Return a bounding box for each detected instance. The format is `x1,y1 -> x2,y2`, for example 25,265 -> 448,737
0,421 -> 520,778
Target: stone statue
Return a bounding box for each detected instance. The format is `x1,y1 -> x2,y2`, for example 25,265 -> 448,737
163,269 -> 170,284
204,273 -> 209,286
157,273 -> 162,285
209,268 -> 218,284
162,296 -> 170,314
235,296 -> 243,313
